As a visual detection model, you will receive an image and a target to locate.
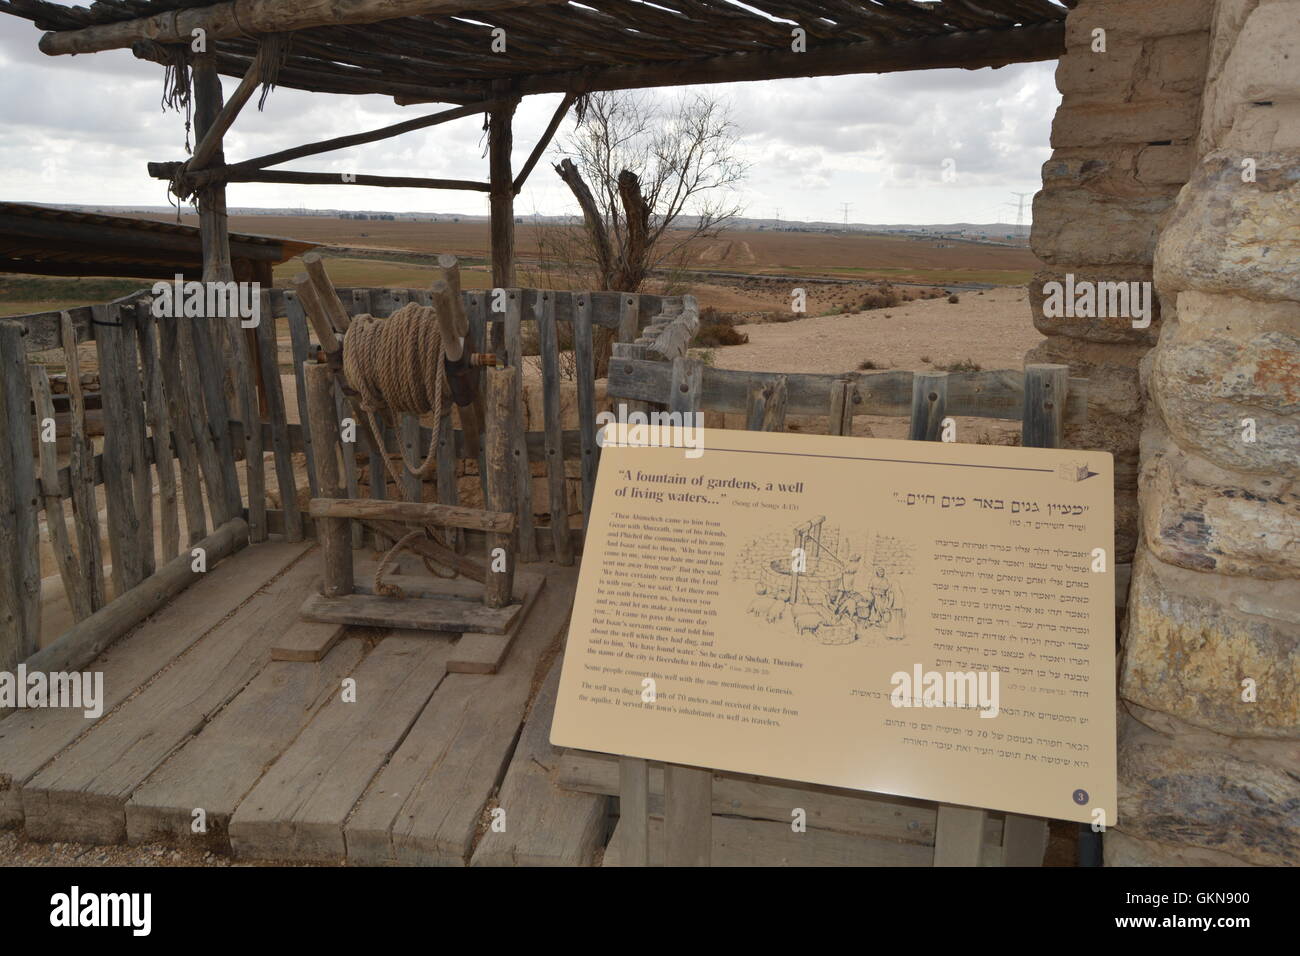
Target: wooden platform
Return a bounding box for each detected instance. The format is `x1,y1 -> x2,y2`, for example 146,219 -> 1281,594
0,539 -> 607,865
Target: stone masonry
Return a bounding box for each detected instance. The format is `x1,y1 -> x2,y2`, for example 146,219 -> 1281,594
1111,0 -> 1300,866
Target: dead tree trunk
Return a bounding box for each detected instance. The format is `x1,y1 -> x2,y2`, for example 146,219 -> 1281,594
554,157 -> 614,289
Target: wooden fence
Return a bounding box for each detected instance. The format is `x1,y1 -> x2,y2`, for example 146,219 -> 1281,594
0,287 -> 679,674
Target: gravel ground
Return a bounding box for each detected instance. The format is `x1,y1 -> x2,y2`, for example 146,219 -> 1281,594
0,829 -> 320,867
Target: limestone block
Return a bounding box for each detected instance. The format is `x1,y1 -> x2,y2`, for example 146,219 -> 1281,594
1135,143 -> 1197,184
1148,299 -> 1300,477
1055,43 -> 1144,100
1122,551 -> 1300,737
1105,828 -> 1254,866
1137,32 -> 1212,98
1030,267 -> 1161,344
1116,712 -> 1300,866
1064,0 -> 1214,47
1223,101 -> 1300,152
1051,99 -> 1203,150
1204,0 -> 1300,147
1042,146 -> 1188,199
1023,340 -> 1141,562
1139,423 -> 1300,579
1154,150 -> 1300,301
1031,188 -> 1174,266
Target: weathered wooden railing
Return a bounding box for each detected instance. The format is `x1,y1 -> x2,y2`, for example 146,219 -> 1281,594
602,342 -> 1090,868
0,286 -> 675,674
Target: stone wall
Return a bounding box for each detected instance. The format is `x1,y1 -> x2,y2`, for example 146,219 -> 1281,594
1028,0 -> 1215,568
1111,0 -> 1300,866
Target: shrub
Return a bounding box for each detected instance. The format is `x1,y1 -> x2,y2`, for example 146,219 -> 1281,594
937,358 -> 982,373
691,306 -> 750,348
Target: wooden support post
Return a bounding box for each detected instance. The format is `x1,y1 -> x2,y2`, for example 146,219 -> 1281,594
484,366 -> 518,609
433,255 -> 468,337
1022,364 -> 1068,449
618,756 -> 650,867
664,765 -> 712,867
745,375 -> 788,432
828,379 -> 856,436
908,371 -> 949,442
302,252 -> 352,334
192,52 -> 233,284
908,367 -> 989,865
306,363 -> 352,597
935,805 -> 987,867
292,274 -> 341,359
1004,362 -> 1069,868
488,97 -> 519,301
0,322 -> 40,665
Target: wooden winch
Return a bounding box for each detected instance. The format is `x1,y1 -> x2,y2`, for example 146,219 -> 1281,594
292,252 -> 533,640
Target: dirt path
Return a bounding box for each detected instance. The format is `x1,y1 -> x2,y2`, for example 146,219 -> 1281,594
697,286 -> 1042,444
715,286 -> 1041,375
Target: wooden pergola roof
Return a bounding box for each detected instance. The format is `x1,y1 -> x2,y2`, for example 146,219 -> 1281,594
3,0 -> 1071,104
0,201 -> 318,279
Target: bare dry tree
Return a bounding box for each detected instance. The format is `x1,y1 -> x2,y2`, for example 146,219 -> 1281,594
536,90 -> 746,375
541,90 -> 748,294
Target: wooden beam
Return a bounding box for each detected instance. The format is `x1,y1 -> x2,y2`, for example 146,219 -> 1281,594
207,99 -> 501,176
488,97 -> 519,289
0,212 -> 284,262
513,93 -> 573,195
162,169 -> 492,191
22,518 -> 249,676
308,497 -> 514,533
40,0 -> 563,55
190,57 -> 262,172
395,23 -> 1066,103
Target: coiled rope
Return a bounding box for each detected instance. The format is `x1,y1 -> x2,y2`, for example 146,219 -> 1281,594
340,301 -> 460,591
342,301 -> 448,484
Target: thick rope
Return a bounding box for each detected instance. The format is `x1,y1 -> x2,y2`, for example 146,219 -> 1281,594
342,302 -> 448,486
342,302 -> 463,591
373,530 -> 457,597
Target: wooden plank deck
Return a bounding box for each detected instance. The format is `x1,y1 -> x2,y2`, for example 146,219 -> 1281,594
470,657 -> 608,866
343,564 -> 578,865
0,540 -> 313,828
0,540 -> 595,865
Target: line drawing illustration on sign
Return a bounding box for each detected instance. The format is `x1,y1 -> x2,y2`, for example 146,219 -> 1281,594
734,517 -> 914,646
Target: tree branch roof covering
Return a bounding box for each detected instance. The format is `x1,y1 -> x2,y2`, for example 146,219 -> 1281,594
1,0 -> 1071,102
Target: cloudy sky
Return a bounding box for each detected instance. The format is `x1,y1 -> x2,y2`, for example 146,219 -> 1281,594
0,10 -> 1059,225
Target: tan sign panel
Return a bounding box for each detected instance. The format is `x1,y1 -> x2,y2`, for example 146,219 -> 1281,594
551,426 -> 1117,824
